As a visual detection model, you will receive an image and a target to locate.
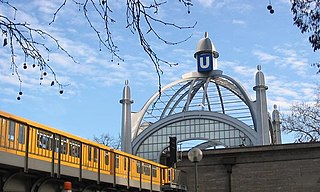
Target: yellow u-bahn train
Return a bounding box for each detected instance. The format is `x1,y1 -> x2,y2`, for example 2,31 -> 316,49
0,111 -> 178,191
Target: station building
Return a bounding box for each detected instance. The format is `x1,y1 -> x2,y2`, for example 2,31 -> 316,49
120,32 -> 282,163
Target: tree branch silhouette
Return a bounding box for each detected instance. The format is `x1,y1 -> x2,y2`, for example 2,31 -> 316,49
291,0 -> 320,73
1,0 -> 195,99
50,0 -> 195,92
282,87 -> 320,142
0,0 -> 77,98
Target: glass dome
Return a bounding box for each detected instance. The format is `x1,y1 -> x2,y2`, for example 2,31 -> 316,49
133,71 -> 255,137
131,71 -> 259,162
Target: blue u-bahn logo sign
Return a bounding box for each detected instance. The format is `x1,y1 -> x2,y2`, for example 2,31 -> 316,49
197,53 -> 213,72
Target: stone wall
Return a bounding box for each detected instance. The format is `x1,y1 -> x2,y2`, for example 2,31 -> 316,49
177,142 -> 320,192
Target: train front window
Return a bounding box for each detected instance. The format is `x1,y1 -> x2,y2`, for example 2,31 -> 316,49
8,121 -> 15,141
18,124 -> 25,144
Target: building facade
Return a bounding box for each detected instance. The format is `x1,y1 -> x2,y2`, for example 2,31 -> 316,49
177,142 -> 320,192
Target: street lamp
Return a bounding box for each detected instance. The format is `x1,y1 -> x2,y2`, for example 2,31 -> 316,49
188,148 -> 203,192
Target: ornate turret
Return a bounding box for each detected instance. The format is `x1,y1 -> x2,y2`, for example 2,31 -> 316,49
120,80 -> 134,154
194,32 -> 219,72
272,104 -> 281,144
253,65 -> 270,145
254,65 -> 267,88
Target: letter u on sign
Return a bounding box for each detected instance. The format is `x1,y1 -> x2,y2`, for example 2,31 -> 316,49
197,54 -> 213,72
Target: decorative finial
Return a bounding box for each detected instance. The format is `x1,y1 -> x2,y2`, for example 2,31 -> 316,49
257,65 -> 261,71
125,80 -> 129,85
204,32 -> 208,38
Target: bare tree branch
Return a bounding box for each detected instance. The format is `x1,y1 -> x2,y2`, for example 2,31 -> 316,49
291,0 -> 320,73
282,87 -> 320,142
50,0 -> 195,92
126,0 -> 195,92
93,133 -> 121,149
1,0 -> 195,99
0,1 -> 77,98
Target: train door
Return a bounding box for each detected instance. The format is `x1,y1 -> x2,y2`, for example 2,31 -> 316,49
68,140 -> 81,165
142,163 -> 151,182
111,153 -> 129,177
100,150 -> 111,174
82,145 -> 98,171
115,154 -> 120,175
109,151 -> 120,176
151,165 -> 160,184
119,155 -> 129,177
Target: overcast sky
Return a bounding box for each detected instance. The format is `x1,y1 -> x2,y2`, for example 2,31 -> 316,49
0,0 -> 319,143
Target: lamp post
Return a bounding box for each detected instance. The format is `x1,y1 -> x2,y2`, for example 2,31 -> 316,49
188,148 -> 203,192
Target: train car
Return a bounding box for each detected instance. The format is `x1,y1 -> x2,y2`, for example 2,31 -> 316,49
0,110 -> 179,191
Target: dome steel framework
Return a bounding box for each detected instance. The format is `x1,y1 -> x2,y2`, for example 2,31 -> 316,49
130,71 -> 260,162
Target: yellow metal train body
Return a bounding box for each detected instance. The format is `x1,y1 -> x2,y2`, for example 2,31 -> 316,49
0,111 -> 175,191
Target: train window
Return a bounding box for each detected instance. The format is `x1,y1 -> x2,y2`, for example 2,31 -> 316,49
54,137 -> 60,152
143,164 -> 151,176
69,140 -> 80,157
104,151 -> 109,165
18,124 -> 25,144
8,121 -> 15,141
88,147 -> 92,161
37,131 -> 53,150
152,166 -> 157,177
60,137 -> 67,154
115,154 -> 119,168
93,148 -> 98,162
136,161 -> 141,174
37,131 -> 42,147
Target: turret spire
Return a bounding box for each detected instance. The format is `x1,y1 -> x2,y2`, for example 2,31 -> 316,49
120,80 -> 134,154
